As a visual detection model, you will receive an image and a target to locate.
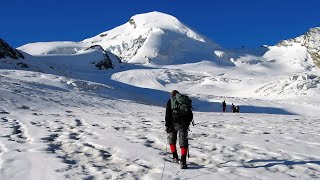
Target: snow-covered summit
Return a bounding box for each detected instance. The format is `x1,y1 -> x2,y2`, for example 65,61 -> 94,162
277,27 -> 320,67
277,27 -> 320,47
127,11 -> 206,42
82,11 -> 225,65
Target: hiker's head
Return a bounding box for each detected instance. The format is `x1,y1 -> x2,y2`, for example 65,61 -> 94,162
171,90 -> 179,97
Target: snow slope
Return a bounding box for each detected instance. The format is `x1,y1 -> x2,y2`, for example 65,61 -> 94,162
0,70 -> 319,180
18,41 -> 85,55
11,40 -> 121,79
1,49 -> 320,180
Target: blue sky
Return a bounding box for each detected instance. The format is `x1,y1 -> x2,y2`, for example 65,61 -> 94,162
2,0 -> 319,48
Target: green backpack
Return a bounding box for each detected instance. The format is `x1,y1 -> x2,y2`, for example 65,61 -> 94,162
171,93 -> 193,118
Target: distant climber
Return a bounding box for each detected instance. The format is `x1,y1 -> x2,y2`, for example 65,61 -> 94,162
222,100 -> 227,112
236,105 -> 240,113
165,90 -> 193,169
231,103 -> 236,113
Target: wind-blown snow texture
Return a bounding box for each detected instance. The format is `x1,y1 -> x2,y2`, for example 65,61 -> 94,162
1,12 -> 320,180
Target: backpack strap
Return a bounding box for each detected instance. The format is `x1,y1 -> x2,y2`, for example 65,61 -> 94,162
171,97 -> 179,114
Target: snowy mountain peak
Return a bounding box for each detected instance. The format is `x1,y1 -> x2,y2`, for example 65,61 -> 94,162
277,27 -> 320,67
82,12 -> 224,65
277,27 -> 320,47
127,11 -> 205,42
129,11 -> 179,28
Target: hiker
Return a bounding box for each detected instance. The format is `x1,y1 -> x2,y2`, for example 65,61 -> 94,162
231,103 -> 235,113
165,90 -> 193,169
236,105 -> 240,113
222,100 -> 227,112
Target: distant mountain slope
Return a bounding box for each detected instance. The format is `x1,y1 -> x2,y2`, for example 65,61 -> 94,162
221,28 -> 320,73
18,41 -> 84,55
4,39 -> 121,78
277,27 -> 320,67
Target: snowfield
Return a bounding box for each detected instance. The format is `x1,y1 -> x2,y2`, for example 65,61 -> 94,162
0,66 -> 319,180
1,11 -> 320,180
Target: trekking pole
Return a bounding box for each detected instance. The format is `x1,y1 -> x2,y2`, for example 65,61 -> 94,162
188,118 -> 194,158
161,138 -> 168,180
188,130 -> 190,159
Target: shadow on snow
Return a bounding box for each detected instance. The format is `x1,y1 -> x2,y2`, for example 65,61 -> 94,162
242,159 -> 320,168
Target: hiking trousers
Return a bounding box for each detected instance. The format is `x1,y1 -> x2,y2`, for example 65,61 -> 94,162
167,125 -> 188,148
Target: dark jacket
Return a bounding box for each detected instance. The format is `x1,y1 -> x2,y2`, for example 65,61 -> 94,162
165,99 -> 193,130
222,101 -> 226,108
165,99 -> 173,128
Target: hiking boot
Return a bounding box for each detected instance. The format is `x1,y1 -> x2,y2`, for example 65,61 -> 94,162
172,151 -> 179,163
180,154 -> 187,169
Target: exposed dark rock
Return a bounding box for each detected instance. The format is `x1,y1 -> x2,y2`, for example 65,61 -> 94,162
0,38 -> 24,60
95,53 -> 113,70
85,45 -> 105,52
99,33 -> 108,37
129,18 -> 137,28
16,62 -> 29,68
85,45 -> 116,70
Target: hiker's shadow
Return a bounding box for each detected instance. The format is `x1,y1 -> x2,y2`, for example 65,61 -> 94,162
241,159 -> 320,168
187,162 -> 205,169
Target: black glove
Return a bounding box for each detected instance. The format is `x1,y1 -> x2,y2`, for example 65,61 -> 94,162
166,126 -> 172,133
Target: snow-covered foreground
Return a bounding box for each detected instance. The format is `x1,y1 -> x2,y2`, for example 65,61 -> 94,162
0,70 -> 319,180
